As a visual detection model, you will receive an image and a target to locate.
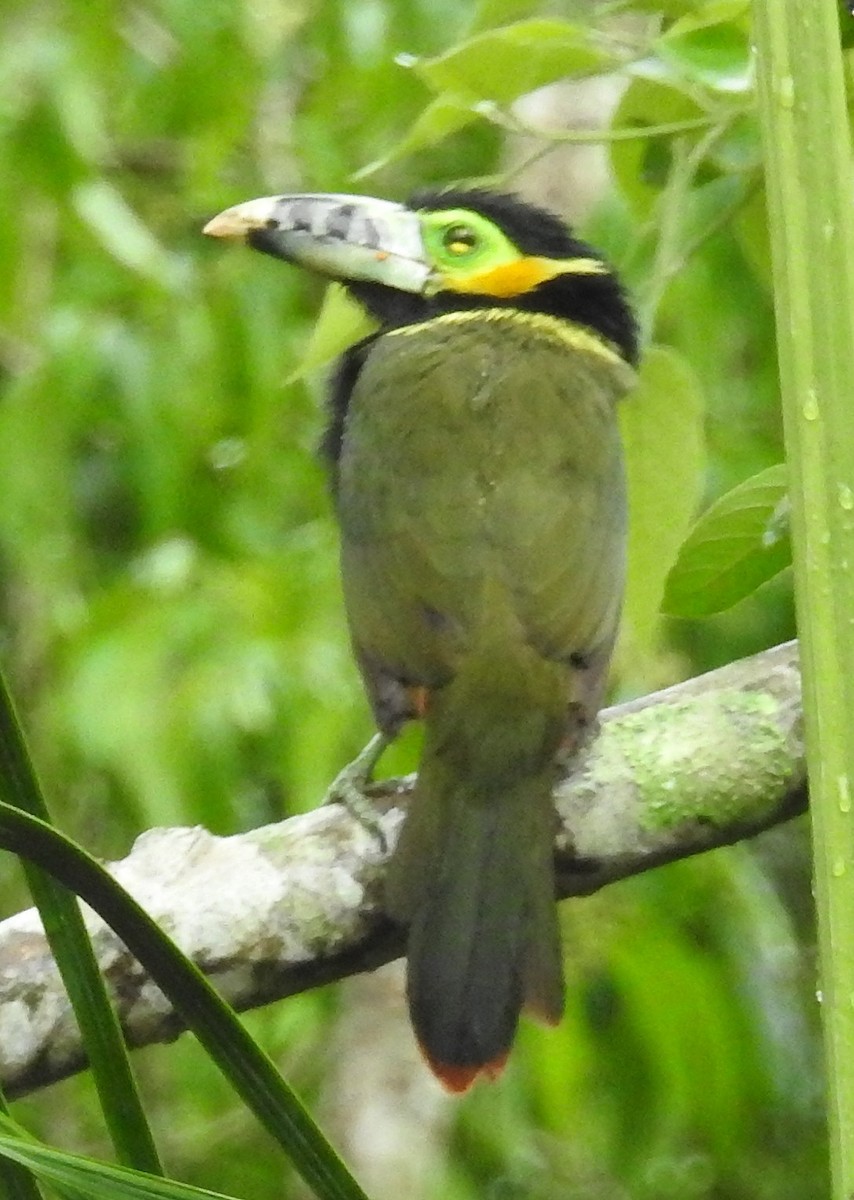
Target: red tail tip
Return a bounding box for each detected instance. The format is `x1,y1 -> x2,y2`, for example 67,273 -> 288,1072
424,1050 -> 510,1094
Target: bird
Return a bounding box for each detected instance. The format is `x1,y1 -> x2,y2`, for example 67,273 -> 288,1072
204,188 -> 638,1092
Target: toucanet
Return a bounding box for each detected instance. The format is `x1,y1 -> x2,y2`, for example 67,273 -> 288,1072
204,188 -> 638,1091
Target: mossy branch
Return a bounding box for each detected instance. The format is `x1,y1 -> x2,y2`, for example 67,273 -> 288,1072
0,642 -> 803,1098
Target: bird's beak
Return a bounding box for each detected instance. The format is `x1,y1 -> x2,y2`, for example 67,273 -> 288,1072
203,193 -> 432,294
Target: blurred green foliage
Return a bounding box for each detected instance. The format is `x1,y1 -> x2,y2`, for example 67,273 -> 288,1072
0,0 -> 829,1197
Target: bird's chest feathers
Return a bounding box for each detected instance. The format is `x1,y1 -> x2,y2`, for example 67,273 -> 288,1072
339,311 -> 625,489
333,310 -> 629,685
367,325 -> 517,435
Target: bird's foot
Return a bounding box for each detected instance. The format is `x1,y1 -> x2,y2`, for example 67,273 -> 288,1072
323,732 -> 390,849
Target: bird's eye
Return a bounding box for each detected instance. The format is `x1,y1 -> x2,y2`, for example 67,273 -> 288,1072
442,224 -> 478,256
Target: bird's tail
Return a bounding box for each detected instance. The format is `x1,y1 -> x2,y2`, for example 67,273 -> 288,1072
385,633 -> 566,1092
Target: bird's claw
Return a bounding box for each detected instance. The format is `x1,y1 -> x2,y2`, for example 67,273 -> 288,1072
323,732 -> 390,851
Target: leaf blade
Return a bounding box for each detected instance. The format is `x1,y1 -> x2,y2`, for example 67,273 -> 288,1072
663,463 -> 789,617
412,20 -> 615,105
621,345 -> 707,649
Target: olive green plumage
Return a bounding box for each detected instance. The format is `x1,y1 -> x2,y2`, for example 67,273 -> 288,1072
203,186 -> 638,1090
337,308 -> 630,1085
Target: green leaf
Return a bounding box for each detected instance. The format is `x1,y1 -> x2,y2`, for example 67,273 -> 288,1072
0,1117 -> 233,1200
0,666 -> 162,1174
842,0 -> 854,50
658,20 -> 753,93
632,0 -> 736,12
73,181 -> 182,289
0,1110 -> 41,1200
677,172 -> 753,252
663,464 -> 789,617
468,0 -> 543,34
0,805 -> 369,1200
288,284 -> 377,382
610,77 -> 706,217
734,183 -> 773,289
664,1 -> 750,34
621,345 -> 706,649
708,111 -> 762,173
354,94 -> 477,178
411,20 -> 615,105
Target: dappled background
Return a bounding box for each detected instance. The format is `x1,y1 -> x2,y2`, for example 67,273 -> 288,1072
0,1 -> 824,1197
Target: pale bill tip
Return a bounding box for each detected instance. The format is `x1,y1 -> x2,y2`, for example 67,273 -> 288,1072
203,197 -> 278,239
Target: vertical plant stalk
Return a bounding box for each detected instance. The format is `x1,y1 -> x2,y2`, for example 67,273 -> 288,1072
0,674 -> 162,1175
752,4 -> 854,1195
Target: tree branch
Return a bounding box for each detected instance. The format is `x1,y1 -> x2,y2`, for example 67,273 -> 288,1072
0,641 -> 803,1098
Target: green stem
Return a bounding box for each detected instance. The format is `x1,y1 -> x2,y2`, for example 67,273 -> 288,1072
488,110 -> 727,145
0,672 -> 162,1175
0,1093 -> 42,1200
752,4 -> 854,1195
633,119 -> 732,345
0,803 -> 371,1200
